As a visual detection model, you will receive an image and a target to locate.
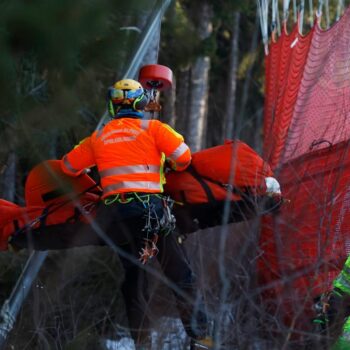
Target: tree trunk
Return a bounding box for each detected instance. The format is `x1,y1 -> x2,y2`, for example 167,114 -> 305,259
236,13 -> 259,141
141,16 -> 161,66
138,9 -> 162,120
186,2 -> 213,152
161,75 -> 177,127
2,151 -> 16,202
224,12 -> 240,141
159,0 -> 176,127
187,57 -> 211,152
175,67 -> 191,136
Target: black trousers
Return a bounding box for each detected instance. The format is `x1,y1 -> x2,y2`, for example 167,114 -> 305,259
11,195 -> 208,342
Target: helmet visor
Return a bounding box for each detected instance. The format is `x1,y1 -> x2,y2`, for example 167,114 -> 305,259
110,88 -> 143,103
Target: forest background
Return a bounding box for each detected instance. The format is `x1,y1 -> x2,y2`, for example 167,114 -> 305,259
0,0 -> 346,349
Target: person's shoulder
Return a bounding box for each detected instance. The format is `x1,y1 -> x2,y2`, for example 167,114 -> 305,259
145,119 -> 161,132
149,119 -> 162,126
151,119 -> 174,130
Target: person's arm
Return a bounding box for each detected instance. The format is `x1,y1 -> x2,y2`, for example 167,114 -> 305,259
61,136 -> 96,177
153,121 -> 191,171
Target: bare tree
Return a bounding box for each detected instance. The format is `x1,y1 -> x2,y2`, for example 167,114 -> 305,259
237,14 -> 261,147
186,2 -> 213,152
175,67 -> 191,136
161,75 -> 177,127
224,12 -> 240,141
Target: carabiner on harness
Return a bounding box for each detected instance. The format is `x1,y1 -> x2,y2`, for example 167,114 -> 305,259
160,196 -> 176,235
139,234 -> 159,265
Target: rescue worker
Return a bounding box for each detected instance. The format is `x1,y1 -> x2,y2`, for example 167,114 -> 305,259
313,255 -> 350,348
59,79 -> 210,347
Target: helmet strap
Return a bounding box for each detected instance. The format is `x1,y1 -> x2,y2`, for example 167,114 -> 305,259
108,100 -> 115,118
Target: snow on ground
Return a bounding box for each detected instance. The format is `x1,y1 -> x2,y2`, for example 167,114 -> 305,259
106,337 -> 135,350
105,317 -> 187,350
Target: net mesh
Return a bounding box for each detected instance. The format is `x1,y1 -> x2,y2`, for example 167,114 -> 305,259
258,6 -> 350,334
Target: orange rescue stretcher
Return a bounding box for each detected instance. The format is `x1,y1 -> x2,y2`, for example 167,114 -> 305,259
0,140 -> 282,251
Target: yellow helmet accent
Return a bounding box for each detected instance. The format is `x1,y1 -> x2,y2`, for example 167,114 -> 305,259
113,79 -> 143,91
107,78 -> 149,118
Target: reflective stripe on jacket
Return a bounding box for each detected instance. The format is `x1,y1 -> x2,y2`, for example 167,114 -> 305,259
334,255 -> 350,295
61,118 -> 191,199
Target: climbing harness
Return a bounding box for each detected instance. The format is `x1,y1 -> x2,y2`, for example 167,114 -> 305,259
104,193 -> 142,205
141,194 -> 176,264
312,288 -> 348,336
105,192 -> 176,264
159,196 -> 176,235
313,291 -> 332,332
140,195 -> 176,264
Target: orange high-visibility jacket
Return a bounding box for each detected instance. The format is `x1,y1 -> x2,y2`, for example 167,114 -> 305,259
61,118 -> 191,199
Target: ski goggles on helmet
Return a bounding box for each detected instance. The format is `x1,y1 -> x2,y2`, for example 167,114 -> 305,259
109,87 -> 144,104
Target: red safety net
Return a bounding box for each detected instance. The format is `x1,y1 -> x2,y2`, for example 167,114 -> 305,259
263,24 -> 314,169
258,6 -> 350,335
